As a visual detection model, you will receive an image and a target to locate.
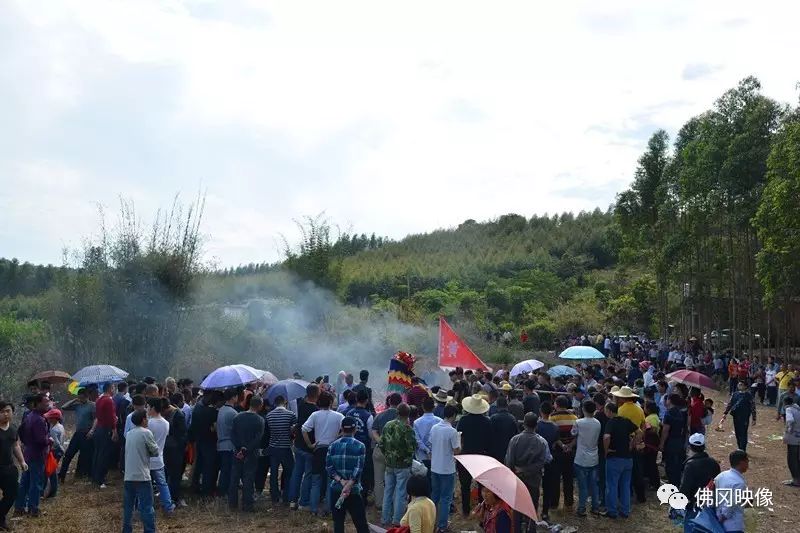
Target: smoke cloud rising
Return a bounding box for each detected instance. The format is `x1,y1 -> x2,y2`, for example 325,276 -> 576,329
190,271 -> 449,393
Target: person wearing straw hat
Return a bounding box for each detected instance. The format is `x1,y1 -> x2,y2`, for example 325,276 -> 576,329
456,394 -> 491,516
432,390 -> 451,419
613,386 -> 647,504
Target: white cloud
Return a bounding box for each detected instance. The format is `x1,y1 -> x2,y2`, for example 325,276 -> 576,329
2,0 -> 799,266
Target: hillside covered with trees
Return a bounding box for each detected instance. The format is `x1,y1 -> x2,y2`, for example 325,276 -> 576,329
1,76 -> 799,395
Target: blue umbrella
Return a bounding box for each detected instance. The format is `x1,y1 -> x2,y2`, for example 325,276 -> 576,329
547,365 -> 579,378
200,364 -> 265,390
72,364 -> 129,387
265,379 -> 310,406
558,345 -> 605,360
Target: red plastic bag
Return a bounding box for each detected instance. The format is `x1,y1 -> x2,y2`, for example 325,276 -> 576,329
185,443 -> 195,465
386,528 -> 410,533
45,450 -> 58,477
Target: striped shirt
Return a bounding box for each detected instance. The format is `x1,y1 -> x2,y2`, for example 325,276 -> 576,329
266,406 -> 297,449
550,410 -> 577,447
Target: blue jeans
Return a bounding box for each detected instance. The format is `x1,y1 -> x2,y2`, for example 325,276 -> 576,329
605,457 -> 632,517
123,481 -> 155,533
310,473 -> 328,514
381,467 -> 411,525
217,450 -> 233,496
430,472 -> 455,529
574,464 -> 600,513
269,447 -> 295,503
15,459 -> 44,513
288,448 -> 313,506
150,468 -> 174,511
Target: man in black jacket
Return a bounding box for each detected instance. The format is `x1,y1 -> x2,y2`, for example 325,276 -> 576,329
489,397 -> 519,462
679,433 -> 721,528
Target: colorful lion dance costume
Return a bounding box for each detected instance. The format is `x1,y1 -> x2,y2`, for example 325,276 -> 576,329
387,351 -> 416,394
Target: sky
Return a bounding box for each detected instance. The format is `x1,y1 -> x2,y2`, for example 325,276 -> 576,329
1,0 -> 799,268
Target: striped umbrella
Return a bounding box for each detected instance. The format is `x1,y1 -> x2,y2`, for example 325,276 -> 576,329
71,365 -> 129,387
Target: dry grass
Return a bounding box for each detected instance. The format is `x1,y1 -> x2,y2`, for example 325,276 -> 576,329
13,389 -> 796,533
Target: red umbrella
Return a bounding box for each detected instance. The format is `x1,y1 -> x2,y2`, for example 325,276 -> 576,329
455,454 -> 537,520
666,369 -> 717,391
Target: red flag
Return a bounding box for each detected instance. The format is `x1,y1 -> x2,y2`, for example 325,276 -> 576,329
438,317 -> 492,372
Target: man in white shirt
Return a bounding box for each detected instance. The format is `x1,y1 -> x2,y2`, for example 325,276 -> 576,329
714,450 -> 749,532
146,398 -> 175,513
684,353 -> 695,369
569,400 -> 601,517
429,405 -> 460,532
302,391 -> 344,515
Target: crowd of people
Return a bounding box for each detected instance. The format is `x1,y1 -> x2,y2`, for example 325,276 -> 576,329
1,345 -> 799,533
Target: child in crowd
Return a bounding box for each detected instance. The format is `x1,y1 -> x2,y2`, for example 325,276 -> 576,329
702,399 -> 715,431
44,409 -> 65,498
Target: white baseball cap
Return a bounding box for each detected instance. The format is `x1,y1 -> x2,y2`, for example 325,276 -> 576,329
688,433 -> 705,446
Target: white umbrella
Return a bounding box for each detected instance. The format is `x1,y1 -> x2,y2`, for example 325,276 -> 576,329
510,359 -> 545,377
200,364 -> 266,390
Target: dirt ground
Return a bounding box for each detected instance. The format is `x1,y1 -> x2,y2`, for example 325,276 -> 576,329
13,389 -> 797,533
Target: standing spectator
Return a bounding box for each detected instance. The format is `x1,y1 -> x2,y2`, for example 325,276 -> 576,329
430,405 -> 461,532
380,403 -> 417,526
406,378 -> 430,411
456,394 -> 491,516
570,400 -> 601,517
229,396 -> 265,512
412,397 -> 441,484
550,395 -> 577,509
163,393 -> 188,508
288,383 -> 319,510
507,389 -> 525,422
614,386 -> 646,504
489,397 -> 519,463
659,394 -> 688,485
679,433 -> 720,530
765,362 -> 779,406
121,410 -> 159,533
371,393 -> 402,510
189,391 -> 221,497
346,390 -> 374,504
15,394 -> 49,517
721,381 -> 756,451
88,383 -> 118,489
326,417 -> 369,533
216,389 -> 238,497
522,380 -> 541,418
777,381 -> 799,421
782,396 -> 800,487
58,388 -> 95,481
302,391 -> 344,516
146,398 -> 175,514
592,392 -> 609,507
688,388 -> 706,435
603,403 -> 639,519
352,370 -> 375,414
114,382 -> 131,469
506,412 -> 551,531
714,450 -> 749,533
536,402 -> 560,521
0,401 -> 25,531
265,395 -> 297,504
43,409 -> 64,498
432,390 -> 450,419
